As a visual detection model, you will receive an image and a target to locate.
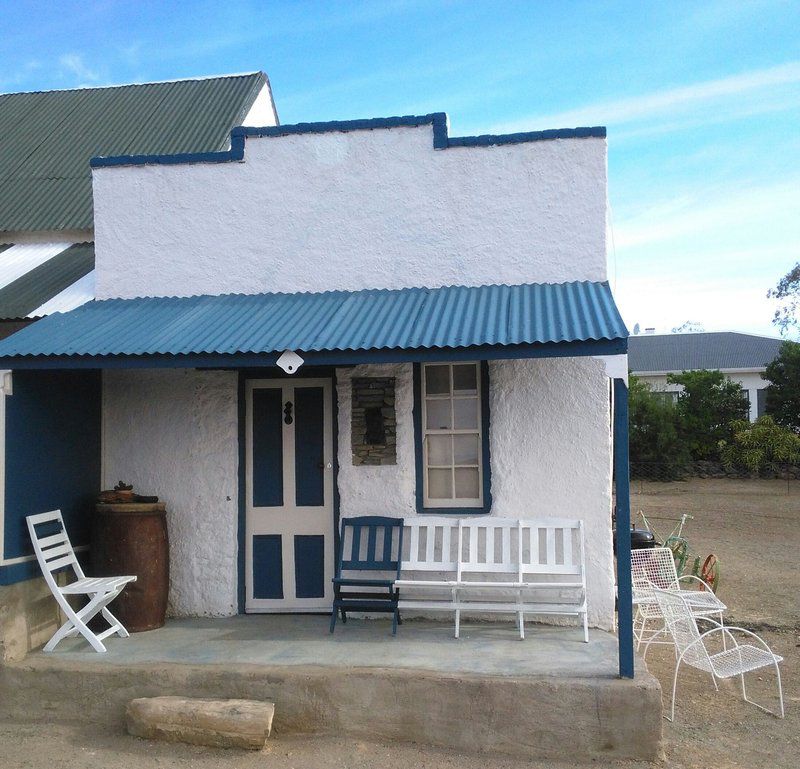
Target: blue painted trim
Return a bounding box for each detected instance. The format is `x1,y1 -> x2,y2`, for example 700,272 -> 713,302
613,377 -> 635,679
252,534 -> 283,599
294,535 -> 325,598
413,361 -> 492,515
237,372 -> 247,613
0,338 -> 627,371
90,112 -> 605,168
0,560 -> 40,586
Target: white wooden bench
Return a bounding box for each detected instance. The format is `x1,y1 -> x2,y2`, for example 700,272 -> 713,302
395,516 -> 460,615
396,517 -> 588,641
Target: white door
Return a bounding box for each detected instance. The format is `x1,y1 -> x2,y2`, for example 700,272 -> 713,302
245,378 -> 335,612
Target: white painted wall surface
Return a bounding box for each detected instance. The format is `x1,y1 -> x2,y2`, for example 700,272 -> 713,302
102,369 -> 239,616
93,124 -> 607,299
638,370 -> 767,421
336,364 -> 417,517
241,83 -> 278,128
335,358 -> 614,629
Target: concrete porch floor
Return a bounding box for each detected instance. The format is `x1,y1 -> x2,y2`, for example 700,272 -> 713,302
31,614 -> 617,675
0,616 -> 663,761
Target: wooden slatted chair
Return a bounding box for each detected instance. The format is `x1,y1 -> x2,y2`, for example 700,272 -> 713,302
330,516 -> 404,635
27,510 -> 137,653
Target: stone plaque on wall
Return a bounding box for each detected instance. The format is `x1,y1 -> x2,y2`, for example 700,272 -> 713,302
351,377 -> 396,465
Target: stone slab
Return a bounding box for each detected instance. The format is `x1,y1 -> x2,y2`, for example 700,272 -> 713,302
126,696 -> 274,750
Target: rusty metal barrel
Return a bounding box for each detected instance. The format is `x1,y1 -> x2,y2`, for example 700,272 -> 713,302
93,502 -> 169,632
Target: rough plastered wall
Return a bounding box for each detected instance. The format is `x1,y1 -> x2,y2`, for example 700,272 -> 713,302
92,124 -> 606,299
336,364 -> 417,518
489,357 -> 614,629
102,369 -> 239,616
335,359 -> 614,629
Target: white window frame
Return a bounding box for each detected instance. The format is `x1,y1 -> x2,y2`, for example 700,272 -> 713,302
421,361 -> 483,508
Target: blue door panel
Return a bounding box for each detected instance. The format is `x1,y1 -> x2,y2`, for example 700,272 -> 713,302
294,535 -> 325,598
252,534 -> 283,599
294,386 -> 325,506
252,388 -> 283,507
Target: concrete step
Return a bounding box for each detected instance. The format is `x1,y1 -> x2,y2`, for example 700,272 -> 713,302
126,696 -> 274,750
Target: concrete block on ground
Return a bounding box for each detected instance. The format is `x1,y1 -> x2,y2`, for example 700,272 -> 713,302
126,696 -> 274,750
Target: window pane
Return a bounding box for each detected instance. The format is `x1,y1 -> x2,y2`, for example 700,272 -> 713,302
428,468 -> 453,499
453,364 -> 478,394
426,399 -> 451,430
425,365 -> 450,395
454,468 -> 480,499
453,434 -> 479,465
427,435 -> 452,466
453,397 -> 478,429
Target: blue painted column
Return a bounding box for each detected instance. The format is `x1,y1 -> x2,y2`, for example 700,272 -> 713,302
614,377 -> 634,679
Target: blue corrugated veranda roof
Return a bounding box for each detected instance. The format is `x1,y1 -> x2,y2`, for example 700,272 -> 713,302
0,281 -> 627,363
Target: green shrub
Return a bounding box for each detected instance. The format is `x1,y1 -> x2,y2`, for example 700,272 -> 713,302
719,415 -> 800,473
628,376 -> 689,478
667,370 -> 750,461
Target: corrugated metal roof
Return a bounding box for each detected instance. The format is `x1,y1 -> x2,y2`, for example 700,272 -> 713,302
29,269 -> 95,318
0,73 -> 266,232
0,243 -> 94,318
0,281 -> 627,360
628,332 -> 783,373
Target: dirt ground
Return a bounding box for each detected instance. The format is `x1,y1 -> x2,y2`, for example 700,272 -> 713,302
0,479 -> 797,768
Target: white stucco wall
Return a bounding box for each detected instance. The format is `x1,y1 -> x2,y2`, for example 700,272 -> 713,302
241,82 -> 278,128
102,368 -> 239,616
335,358 -> 614,629
638,370 -> 767,421
92,124 -> 607,300
102,356 -> 614,627
336,364 -> 417,518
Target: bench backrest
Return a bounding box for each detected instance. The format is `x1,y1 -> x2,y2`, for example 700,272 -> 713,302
457,517 -> 521,578
336,516 -> 404,578
519,518 -> 585,579
26,509 -> 85,590
401,517 -> 460,572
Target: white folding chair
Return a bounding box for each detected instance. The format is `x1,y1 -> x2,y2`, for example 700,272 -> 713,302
631,547 -> 725,652
653,588 -> 784,721
27,510 -> 137,653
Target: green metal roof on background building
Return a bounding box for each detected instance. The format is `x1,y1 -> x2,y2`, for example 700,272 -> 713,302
0,243 -> 94,318
0,280 -> 628,365
0,72 -> 269,232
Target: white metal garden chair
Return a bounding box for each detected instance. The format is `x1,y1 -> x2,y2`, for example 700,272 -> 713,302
631,547 -> 725,651
653,588 -> 784,721
27,510 -> 136,653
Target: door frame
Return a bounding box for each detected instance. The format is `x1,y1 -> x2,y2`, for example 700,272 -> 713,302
237,368 -> 340,613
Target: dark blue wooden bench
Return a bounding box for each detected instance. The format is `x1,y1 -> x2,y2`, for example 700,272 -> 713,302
330,516 -> 404,635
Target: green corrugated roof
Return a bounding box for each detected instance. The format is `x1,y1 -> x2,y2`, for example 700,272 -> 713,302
0,242 -> 94,318
0,72 -> 268,233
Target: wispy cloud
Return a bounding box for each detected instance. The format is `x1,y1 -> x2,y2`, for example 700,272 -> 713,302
487,62 -> 800,132
58,53 -> 101,86
613,179 -> 800,251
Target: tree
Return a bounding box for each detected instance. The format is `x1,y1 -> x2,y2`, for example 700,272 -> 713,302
720,416 -> 800,474
768,262 -> 800,336
763,341 -> 800,431
667,370 -> 750,460
671,320 -> 705,334
628,375 -> 689,478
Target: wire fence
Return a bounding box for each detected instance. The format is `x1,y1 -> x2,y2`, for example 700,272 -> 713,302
628,460 -> 799,494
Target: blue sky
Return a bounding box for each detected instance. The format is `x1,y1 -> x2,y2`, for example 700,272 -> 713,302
2,0 -> 799,337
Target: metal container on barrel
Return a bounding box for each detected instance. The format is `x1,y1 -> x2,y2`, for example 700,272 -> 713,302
92,502 -> 169,631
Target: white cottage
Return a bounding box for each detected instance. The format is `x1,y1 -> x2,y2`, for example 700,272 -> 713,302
0,113 -> 634,673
